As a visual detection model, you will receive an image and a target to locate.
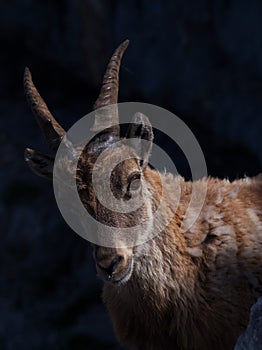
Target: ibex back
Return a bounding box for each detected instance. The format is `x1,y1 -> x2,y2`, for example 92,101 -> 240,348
24,40 -> 262,350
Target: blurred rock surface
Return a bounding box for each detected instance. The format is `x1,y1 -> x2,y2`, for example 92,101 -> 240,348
235,298 -> 262,350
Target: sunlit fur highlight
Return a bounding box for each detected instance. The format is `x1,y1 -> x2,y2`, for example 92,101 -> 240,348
101,168 -> 262,350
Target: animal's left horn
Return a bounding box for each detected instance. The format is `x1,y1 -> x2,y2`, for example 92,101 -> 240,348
91,40 -> 129,136
24,67 -> 66,151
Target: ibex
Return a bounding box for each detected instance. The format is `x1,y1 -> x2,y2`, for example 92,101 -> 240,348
24,40 -> 262,350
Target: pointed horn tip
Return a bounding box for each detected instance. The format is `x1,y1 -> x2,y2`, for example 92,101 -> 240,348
115,39 -> 130,55
121,39 -> 130,48
24,147 -> 34,160
23,67 -> 33,92
24,67 -> 32,80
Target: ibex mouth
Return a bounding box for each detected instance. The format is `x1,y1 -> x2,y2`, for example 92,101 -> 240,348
110,258 -> 134,285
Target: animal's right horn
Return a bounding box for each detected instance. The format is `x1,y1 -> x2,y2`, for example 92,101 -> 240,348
91,40 -> 129,136
24,67 -> 66,151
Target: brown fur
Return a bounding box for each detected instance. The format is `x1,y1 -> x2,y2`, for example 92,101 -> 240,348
27,137 -> 262,349
101,170 -> 262,350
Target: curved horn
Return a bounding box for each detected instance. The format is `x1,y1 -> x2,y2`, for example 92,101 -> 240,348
24,67 -> 66,151
91,40 -> 129,135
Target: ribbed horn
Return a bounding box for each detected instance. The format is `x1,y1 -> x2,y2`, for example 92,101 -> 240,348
24,67 -> 66,151
91,40 -> 129,135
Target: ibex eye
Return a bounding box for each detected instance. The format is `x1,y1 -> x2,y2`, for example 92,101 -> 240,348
127,173 -> 141,193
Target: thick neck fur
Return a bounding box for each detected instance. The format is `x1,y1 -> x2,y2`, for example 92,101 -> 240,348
102,170 -> 262,350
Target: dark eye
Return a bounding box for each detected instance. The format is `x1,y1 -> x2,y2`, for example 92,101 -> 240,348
127,173 -> 141,193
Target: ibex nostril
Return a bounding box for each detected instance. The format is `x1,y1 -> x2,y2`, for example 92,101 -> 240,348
98,255 -> 123,278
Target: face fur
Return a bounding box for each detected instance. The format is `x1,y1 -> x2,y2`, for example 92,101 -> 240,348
76,141 -> 154,285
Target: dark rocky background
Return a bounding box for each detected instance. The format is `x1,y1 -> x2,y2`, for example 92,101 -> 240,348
0,1 -> 261,349
235,297 -> 262,350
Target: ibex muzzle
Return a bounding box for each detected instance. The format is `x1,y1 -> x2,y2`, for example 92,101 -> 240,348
93,245 -> 133,283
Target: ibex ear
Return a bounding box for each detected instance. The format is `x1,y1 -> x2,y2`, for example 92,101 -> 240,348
126,112 -> 153,169
24,148 -> 54,180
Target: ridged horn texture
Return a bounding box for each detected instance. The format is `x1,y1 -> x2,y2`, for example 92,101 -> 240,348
91,39 -> 129,136
24,67 -> 66,151
24,147 -> 54,179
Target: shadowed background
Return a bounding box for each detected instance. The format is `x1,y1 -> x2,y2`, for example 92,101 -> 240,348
0,1 -> 262,349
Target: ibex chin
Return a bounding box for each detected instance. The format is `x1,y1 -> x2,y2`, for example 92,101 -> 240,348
24,40 -> 262,350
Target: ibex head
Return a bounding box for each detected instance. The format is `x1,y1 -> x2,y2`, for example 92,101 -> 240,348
24,40 -> 158,285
